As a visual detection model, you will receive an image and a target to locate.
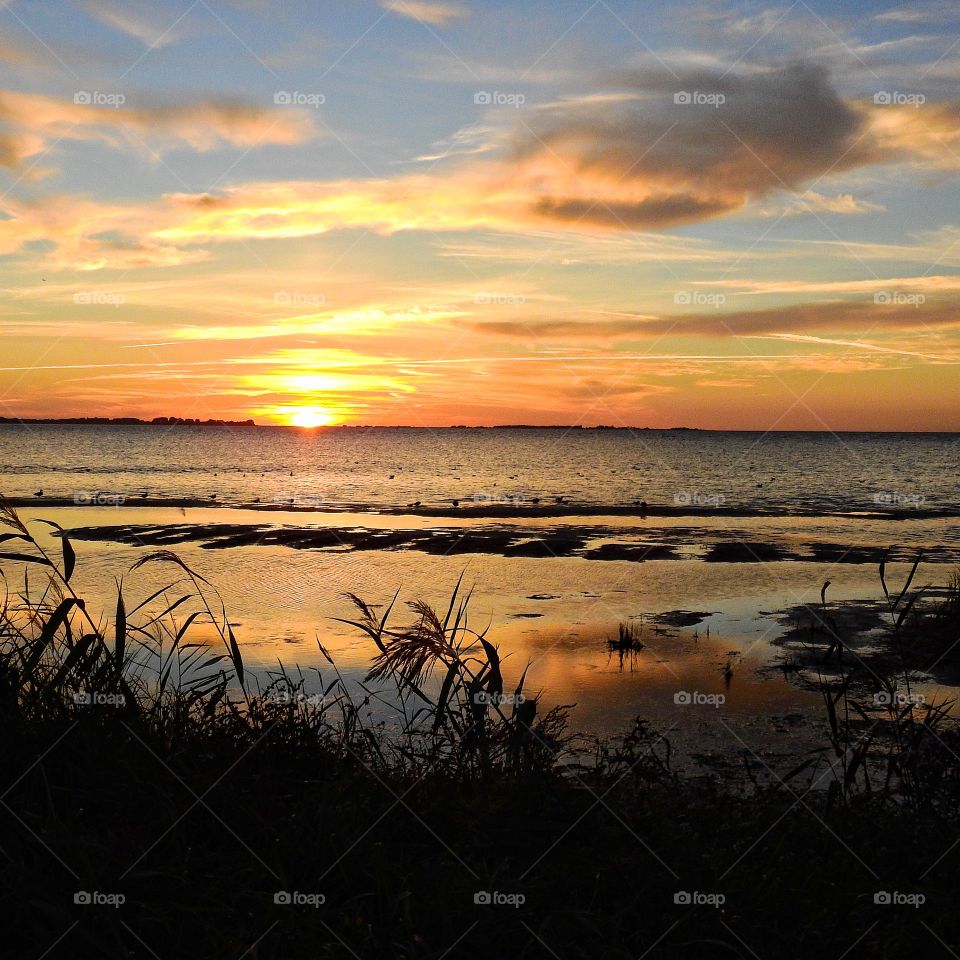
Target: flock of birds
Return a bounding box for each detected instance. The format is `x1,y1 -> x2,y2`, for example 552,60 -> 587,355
32,482 -> 651,512
31,473 -> 739,694
25,461 -> 707,514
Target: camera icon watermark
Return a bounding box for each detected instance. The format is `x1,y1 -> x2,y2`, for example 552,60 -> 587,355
874,691 -> 926,707
270,690 -> 325,707
873,491 -> 926,507
73,691 -> 125,707
274,890 -> 325,907
674,90 -> 725,108
674,490 -> 725,507
674,290 -> 725,308
274,91 -> 325,108
274,290 -> 326,307
74,291 -> 125,308
874,891 -> 925,907
470,491 -> 525,505
74,90 -> 125,108
74,491 -> 126,506
74,891 -> 125,907
473,91 -> 526,108
474,690 -> 525,706
873,291 -> 925,307
473,890 -> 525,907
674,890 -> 725,907
873,90 -> 925,107
674,690 -> 725,707
474,292 -> 526,306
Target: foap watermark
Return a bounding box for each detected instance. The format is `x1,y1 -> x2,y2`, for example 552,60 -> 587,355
74,891 -> 125,907
269,493 -> 327,508
474,690 -> 526,706
474,91 -> 526,108
874,691 -> 927,707
674,90 -> 725,108
873,491 -> 926,507
270,690 -> 325,707
874,291 -> 925,307
274,90 -> 325,108
74,491 -> 126,506
74,291 -> 125,307
674,690 -> 725,708
874,891 -> 925,907
674,490 -> 725,507
474,292 -> 526,306
470,491 -> 525,505
73,691 -> 125,707
274,290 -> 326,308
274,891 -> 325,907
674,891 -> 725,907
674,290 -> 725,308
74,90 -> 125,107
873,90 -> 925,107
474,890 -> 525,908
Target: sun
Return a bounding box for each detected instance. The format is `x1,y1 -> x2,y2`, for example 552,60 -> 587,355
289,408 -> 333,428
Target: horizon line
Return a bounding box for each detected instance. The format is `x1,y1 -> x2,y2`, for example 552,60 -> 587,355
1,417 -> 958,434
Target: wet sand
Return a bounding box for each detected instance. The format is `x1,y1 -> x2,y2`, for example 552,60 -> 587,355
59,516 -> 960,564
5,502 -> 957,767
7,494 -> 957,522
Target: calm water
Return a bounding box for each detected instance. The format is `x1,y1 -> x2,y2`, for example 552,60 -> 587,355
1,424 -> 958,515
2,424 -> 958,755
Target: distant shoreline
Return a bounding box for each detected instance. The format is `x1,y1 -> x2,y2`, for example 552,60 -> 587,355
0,416 -> 257,427
0,419 -> 958,433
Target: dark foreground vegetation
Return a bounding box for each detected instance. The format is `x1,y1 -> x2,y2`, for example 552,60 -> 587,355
3,501 -> 960,959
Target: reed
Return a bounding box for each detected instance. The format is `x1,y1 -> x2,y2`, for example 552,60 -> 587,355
4,502 -> 960,959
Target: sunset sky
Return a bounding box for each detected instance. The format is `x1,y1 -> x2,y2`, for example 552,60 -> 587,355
2,0 -> 960,429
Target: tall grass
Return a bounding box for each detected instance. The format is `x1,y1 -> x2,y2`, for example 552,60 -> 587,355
804,554 -> 960,811
0,500 -> 569,782
6,501 -> 960,958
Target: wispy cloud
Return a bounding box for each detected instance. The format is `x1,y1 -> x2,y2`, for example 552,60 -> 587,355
0,90 -> 316,188
775,190 -> 885,217
380,0 -> 469,26
468,297 -> 960,339
0,88 -> 317,174
75,0 -> 191,47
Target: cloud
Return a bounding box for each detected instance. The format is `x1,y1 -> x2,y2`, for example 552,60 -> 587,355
869,99 -> 960,166
776,190 -> 885,216
168,306 -> 466,342
692,275 -> 960,295
0,88 -> 317,171
468,297 -> 960,339
138,63 -> 960,244
7,61 -> 960,270
0,38 -> 40,66
874,2 -> 960,24
76,0 -> 189,47
380,1 -> 469,26
510,62 -> 879,229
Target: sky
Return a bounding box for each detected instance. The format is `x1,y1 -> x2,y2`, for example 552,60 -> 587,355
1,0 -> 960,430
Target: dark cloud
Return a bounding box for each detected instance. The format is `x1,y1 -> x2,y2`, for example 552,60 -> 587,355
515,63 -> 877,228
469,298 -> 960,339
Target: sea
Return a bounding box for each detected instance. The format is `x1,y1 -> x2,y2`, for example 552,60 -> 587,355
2,424 -> 958,764
2,424 -> 957,515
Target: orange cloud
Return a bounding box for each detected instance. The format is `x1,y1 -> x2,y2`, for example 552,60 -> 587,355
0,88 -> 317,171
6,63 -> 960,272
468,298 -> 960,340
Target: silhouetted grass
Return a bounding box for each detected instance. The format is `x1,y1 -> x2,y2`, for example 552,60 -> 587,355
4,501 -> 960,959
